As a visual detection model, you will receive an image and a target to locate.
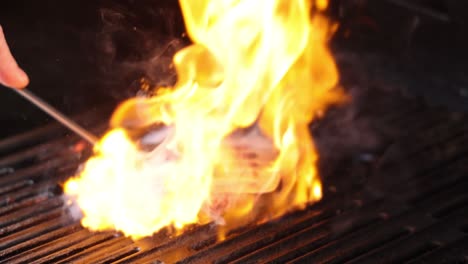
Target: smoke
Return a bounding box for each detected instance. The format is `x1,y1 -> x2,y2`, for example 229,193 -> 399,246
94,1 -> 188,100
310,50 -> 415,198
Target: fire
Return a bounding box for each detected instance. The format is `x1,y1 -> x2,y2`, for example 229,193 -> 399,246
64,0 -> 345,239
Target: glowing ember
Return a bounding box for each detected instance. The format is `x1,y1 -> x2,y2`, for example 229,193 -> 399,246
64,0 -> 345,239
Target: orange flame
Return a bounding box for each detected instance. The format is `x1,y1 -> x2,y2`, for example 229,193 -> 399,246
64,0 -> 345,239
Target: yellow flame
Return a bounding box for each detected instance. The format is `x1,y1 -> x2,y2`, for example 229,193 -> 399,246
64,0 -> 345,239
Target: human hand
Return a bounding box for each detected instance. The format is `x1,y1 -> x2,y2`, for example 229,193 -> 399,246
0,25 -> 29,89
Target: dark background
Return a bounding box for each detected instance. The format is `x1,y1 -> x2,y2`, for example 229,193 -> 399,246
0,0 -> 185,137
0,0 -> 467,138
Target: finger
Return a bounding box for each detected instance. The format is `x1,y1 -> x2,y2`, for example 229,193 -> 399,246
0,26 -> 29,89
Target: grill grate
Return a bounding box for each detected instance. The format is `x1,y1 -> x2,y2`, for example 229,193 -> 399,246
0,90 -> 467,264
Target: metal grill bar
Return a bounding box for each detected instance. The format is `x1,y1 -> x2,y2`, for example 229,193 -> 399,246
0,89 -> 467,263
408,236 -> 468,264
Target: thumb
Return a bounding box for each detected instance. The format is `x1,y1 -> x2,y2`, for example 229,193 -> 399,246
0,26 -> 29,89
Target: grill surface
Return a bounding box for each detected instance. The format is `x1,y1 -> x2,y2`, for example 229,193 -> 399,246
0,86 -> 468,264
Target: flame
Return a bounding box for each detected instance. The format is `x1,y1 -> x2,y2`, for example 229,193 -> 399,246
64,0 -> 345,239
